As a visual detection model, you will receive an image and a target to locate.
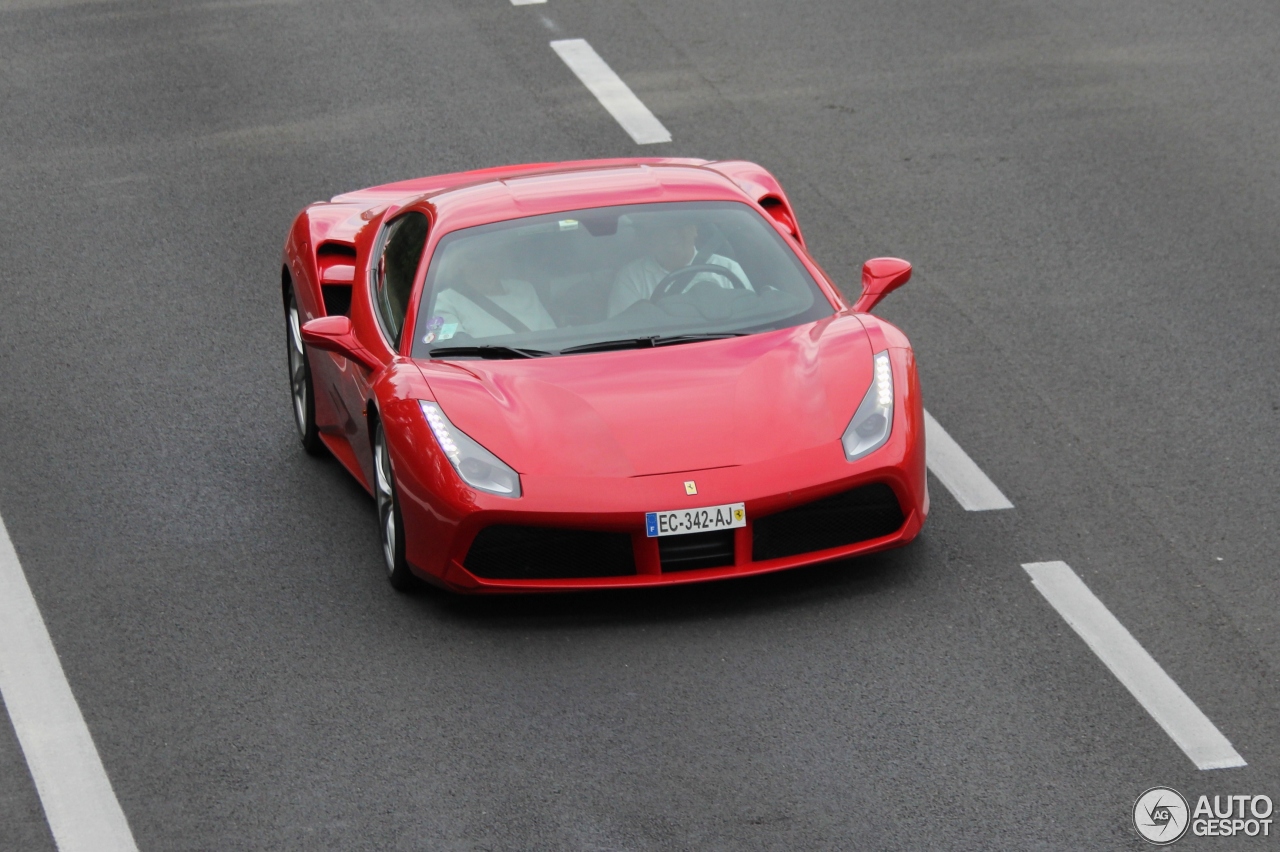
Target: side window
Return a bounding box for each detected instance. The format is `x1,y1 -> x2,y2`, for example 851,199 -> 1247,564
371,211 -> 429,347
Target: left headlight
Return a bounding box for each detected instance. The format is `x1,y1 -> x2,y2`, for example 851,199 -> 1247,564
419,401 -> 522,497
841,350 -> 894,462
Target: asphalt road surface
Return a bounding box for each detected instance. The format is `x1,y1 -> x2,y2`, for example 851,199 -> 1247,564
2,0 -> 1279,849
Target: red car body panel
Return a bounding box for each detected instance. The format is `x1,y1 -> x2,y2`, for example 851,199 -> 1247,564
282,159 -> 926,592
422,319 -> 872,477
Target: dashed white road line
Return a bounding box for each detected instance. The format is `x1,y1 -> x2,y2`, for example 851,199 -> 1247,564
0,514 -> 138,852
510,0 -> 546,5
923,409 -> 1014,511
1023,561 -> 1246,771
550,38 -> 671,145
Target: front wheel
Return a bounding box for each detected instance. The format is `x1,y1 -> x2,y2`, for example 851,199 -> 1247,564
286,292 -> 324,456
374,422 -> 417,592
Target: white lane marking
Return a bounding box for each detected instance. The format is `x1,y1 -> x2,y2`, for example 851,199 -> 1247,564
923,409 -> 1013,510
510,0 -> 546,4
1023,561 -> 1246,770
550,39 -> 672,144
0,515 -> 139,851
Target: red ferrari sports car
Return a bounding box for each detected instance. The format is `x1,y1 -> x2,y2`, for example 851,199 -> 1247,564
282,157 -> 926,593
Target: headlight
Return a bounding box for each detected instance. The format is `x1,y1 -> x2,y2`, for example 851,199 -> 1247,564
419,401 -> 521,497
841,350 -> 893,461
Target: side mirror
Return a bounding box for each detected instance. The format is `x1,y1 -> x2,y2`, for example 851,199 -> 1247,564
852,257 -> 912,313
300,315 -> 383,372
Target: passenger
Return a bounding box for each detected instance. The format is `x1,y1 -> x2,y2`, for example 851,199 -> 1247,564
428,239 -> 555,341
607,217 -> 751,317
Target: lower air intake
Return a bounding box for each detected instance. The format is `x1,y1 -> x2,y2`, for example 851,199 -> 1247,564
464,525 -> 636,580
752,483 -> 905,562
659,529 -> 736,572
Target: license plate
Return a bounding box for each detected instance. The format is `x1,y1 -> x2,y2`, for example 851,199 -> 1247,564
645,503 -> 746,537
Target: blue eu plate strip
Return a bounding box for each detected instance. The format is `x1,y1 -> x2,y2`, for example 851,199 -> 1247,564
644,513 -> 658,537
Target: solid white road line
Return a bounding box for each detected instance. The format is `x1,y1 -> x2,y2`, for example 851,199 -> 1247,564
923,409 -> 1013,511
0,515 -> 138,852
550,38 -> 672,144
510,0 -> 546,5
1023,561 -> 1246,771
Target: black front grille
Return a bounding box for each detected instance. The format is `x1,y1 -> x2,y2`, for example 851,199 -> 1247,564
659,529 -> 736,572
465,525 -> 636,580
752,483 -> 905,562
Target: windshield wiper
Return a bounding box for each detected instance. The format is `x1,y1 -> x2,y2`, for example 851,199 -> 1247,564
559,337 -> 660,354
651,332 -> 750,346
560,332 -> 748,355
427,345 -> 550,360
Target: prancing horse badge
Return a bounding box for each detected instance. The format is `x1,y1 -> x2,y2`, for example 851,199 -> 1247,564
684,481 -> 697,495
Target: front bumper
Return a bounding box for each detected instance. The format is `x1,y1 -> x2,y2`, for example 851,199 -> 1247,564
392,412 -> 926,594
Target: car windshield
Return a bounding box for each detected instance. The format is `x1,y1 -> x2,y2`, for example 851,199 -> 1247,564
410,201 -> 834,358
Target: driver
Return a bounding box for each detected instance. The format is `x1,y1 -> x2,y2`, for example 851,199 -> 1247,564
606,217 -> 751,317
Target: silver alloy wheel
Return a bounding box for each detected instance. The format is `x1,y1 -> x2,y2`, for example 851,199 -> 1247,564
374,426 -> 396,577
287,299 -> 308,436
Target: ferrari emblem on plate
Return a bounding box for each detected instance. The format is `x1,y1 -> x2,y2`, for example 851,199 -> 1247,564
684,480 -> 697,495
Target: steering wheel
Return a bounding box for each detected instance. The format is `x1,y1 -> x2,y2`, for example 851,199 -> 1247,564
650,263 -> 749,301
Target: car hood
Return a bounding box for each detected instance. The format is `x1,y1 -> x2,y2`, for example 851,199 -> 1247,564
417,315 -> 875,477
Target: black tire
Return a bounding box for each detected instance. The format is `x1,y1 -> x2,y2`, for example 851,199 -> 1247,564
286,291 -> 325,456
374,421 -> 418,592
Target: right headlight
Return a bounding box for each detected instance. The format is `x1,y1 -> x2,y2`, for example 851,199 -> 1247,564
841,350 -> 894,462
419,401 -> 522,497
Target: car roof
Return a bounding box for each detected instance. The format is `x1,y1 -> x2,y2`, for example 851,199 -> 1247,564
331,158 -> 759,233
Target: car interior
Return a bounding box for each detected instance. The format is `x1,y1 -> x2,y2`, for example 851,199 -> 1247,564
411,201 -> 831,357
